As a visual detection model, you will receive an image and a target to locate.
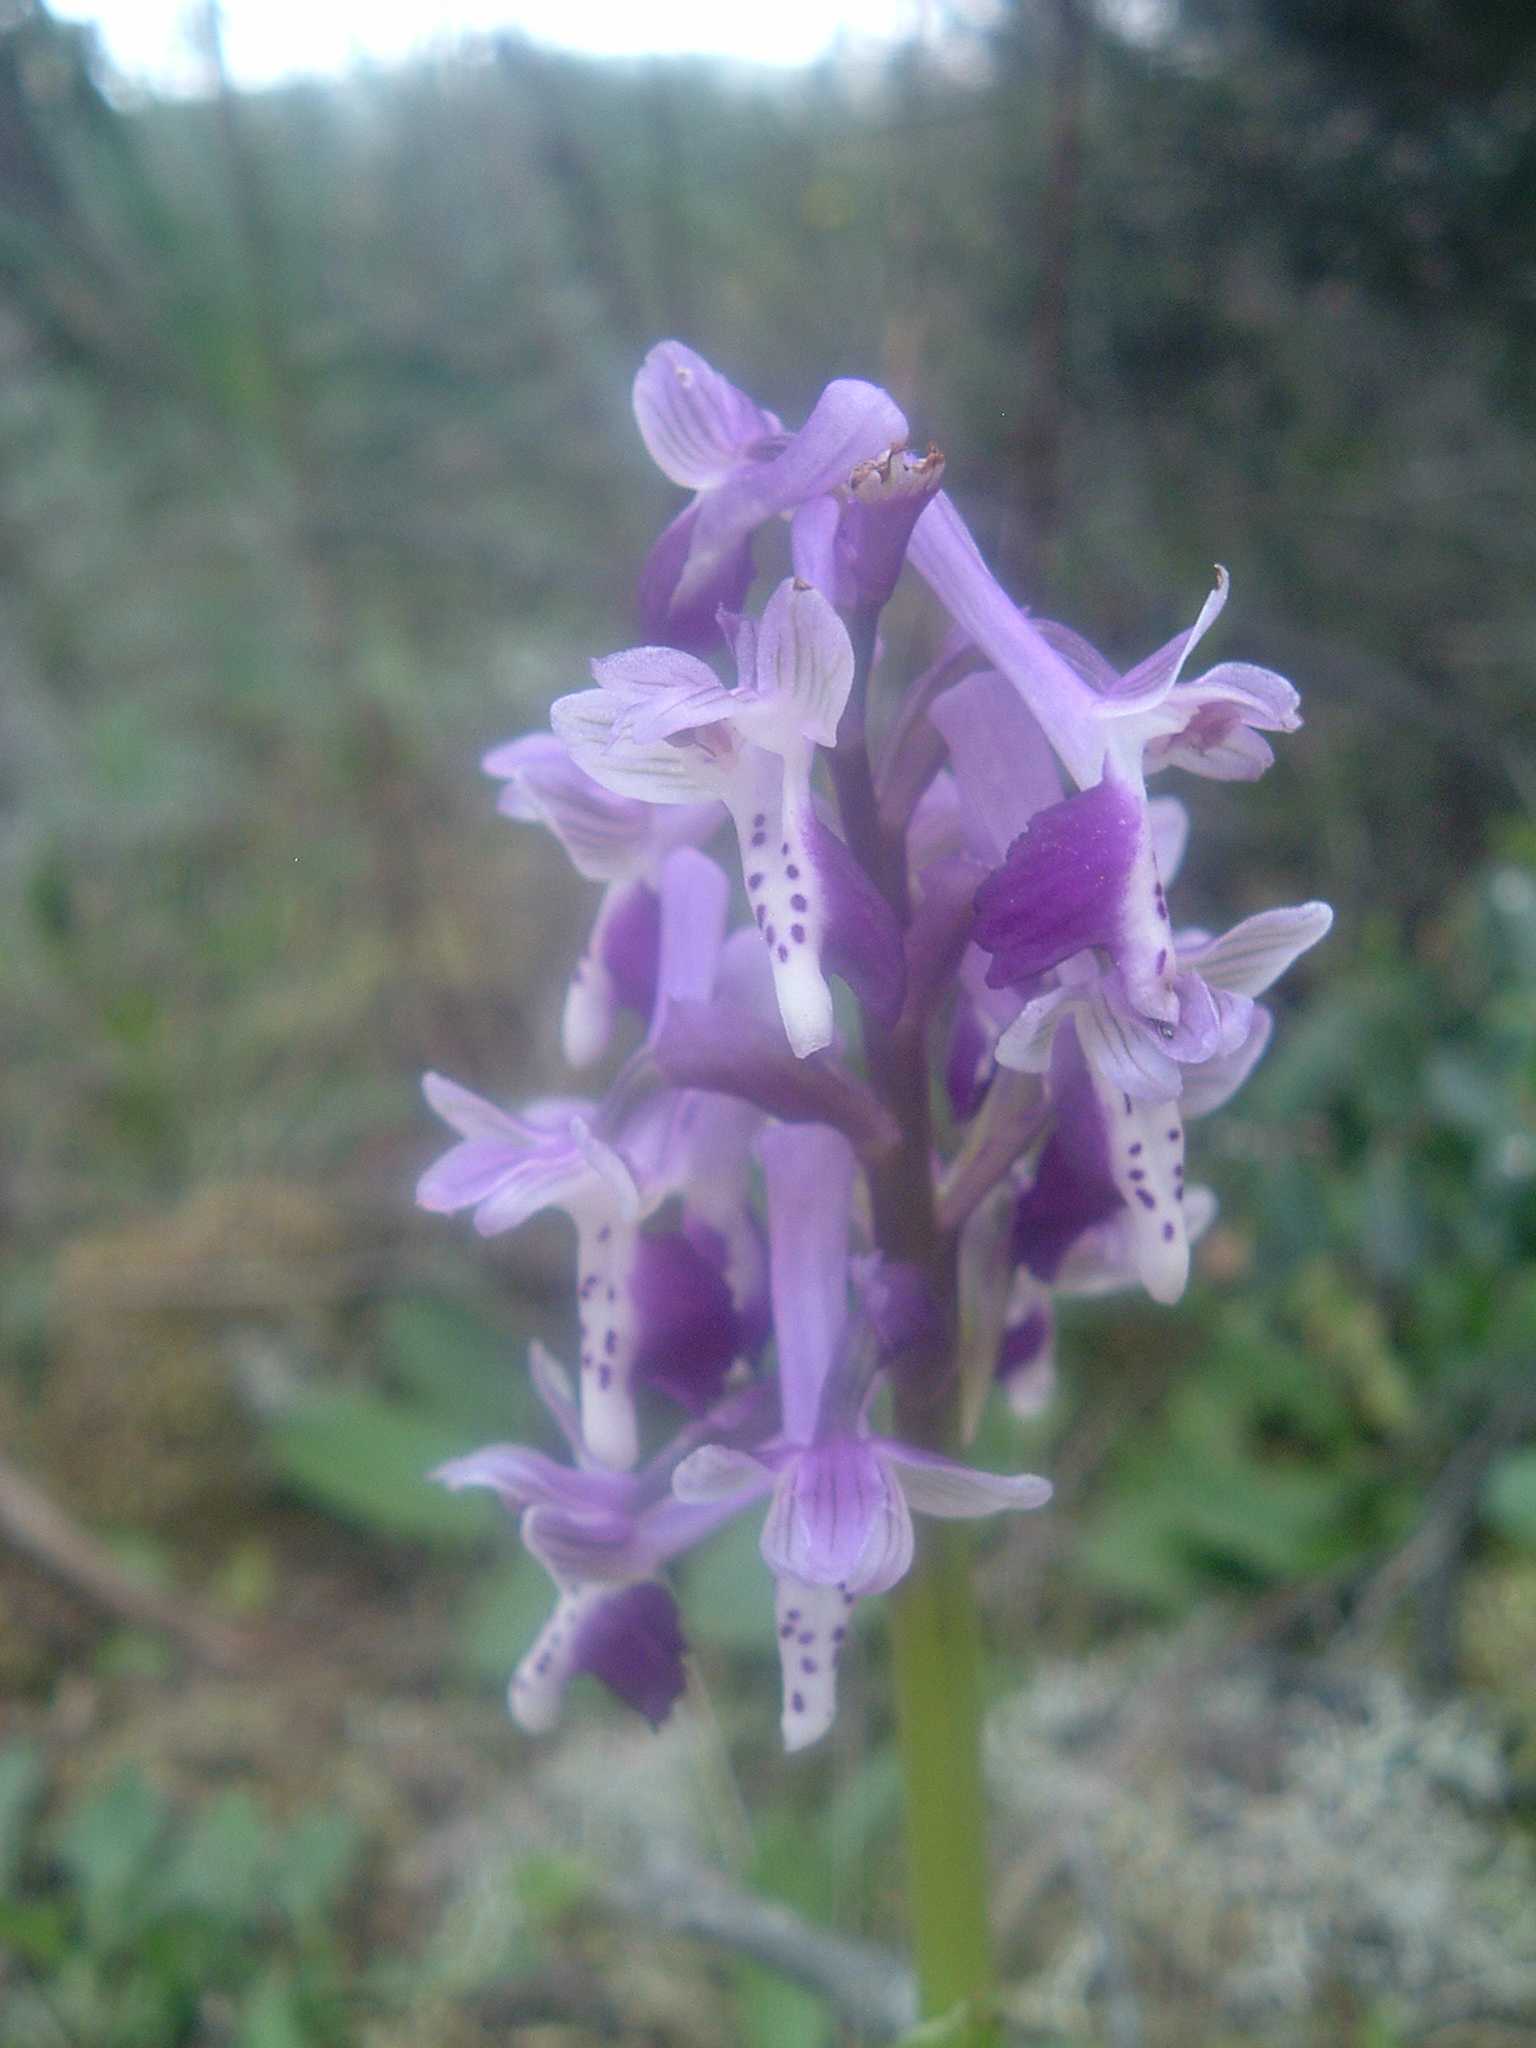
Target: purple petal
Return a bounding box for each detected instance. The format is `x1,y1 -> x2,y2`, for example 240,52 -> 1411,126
648,847 -> 729,1030
806,814 -> 906,1028
573,1582 -> 689,1728
601,880 -> 664,1009
485,733 -> 657,883
974,769 -> 1144,990
1033,618 -> 1120,693
632,341 -> 781,489
880,1441 -> 1052,1519
1147,719 -> 1276,781
748,578 -> 855,749
629,1228 -> 740,1416
945,988 -> 996,1121
909,493 -> 1104,786
672,1443 -> 776,1504
648,999 -> 901,1159
637,497 -> 757,650
789,493 -> 846,607
760,1121 -> 855,1442
593,645 -> 737,742
1012,1031 -> 1121,1282
421,1070 -> 527,1143
551,687 -> 730,806
416,1136 -> 527,1215
432,1443 -> 597,1509
761,1436 -> 914,1596
929,669 -> 1064,863
469,1145 -> 619,1238
1106,568 -> 1229,707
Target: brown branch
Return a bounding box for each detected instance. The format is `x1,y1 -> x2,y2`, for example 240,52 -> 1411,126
0,1451 -> 255,1672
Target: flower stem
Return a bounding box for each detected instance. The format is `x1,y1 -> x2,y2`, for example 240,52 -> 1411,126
887,1446 -> 1002,2044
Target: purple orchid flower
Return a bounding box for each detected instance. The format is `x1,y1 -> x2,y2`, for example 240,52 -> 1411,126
480,731 -> 722,1066
551,576 -> 904,1058
418,847 -> 762,1469
633,342 -> 908,647
991,899 -> 1331,1301
436,1346 -> 754,1731
912,496 -> 1301,1026
672,1123 -> 1050,1751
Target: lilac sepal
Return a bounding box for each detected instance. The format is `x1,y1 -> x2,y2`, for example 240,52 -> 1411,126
928,669 -> 1063,864
596,879 -> 660,1027
634,343 -> 907,645
554,578 -> 865,1056
416,1077 -> 640,1233
760,1121 -> 855,1441
632,341 -> 783,488
807,814 -> 906,1027
1179,901 -> 1334,997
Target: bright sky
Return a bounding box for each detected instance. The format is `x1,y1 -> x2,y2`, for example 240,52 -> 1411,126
51,0 -> 929,90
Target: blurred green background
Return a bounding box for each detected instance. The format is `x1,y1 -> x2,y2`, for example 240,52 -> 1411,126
1,1 -> 1534,2042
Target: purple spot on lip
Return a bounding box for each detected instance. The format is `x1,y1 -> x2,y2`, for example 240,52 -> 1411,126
597,1225 -> 611,1243
752,813 -> 766,829
785,864 -> 800,880
1136,1189 -> 1157,1209
798,1631 -> 813,1645
1162,1221 -> 1176,1240
597,1365 -> 612,1388
790,924 -> 805,943
1129,1142 -> 1143,1156
751,832 -> 766,848
790,893 -> 808,911
785,1609 -> 800,1622
801,1658 -> 817,1674
781,841 -> 790,855
780,1624 -> 793,1638
604,1329 -> 617,1353
1129,1168 -> 1145,1181
791,1691 -> 805,1713
748,872 -> 764,890
1167,1129 -> 1180,1143
832,1626 -> 846,1643
756,905 -> 767,927
777,944 -> 789,961
765,924 -> 776,945
1155,948 -> 1167,973
1123,1095 -> 1133,1115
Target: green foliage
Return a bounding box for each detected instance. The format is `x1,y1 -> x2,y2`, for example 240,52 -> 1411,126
1072,855 -> 1536,1613
0,1750 -> 363,2048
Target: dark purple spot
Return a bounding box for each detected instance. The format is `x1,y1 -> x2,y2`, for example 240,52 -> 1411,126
832,1626 -> 846,1643
785,864 -> 800,880
790,924 -> 806,944
604,1329 -> 617,1354
780,1624 -> 793,1639
597,1365 -> 612,1389
1129,1142 -> 1143,1156
1123,1095 -> 1133,1115
751,832 -> 766,849
752,812 -> 766,829
756,905 -> 767,927
1175,1187 -> 1185,1202
785,1608 -> 800,1622
1162,1222 -> 1176,1241
597,1225 -> 611,1243
1129,1168 -> 1145,1182
798,1631 -> 813,1645
1166,1129 -> 1180,1143
781,841 -> 790,855
1136,1189 -> 1157,1210
536,1654 -> 551,1674
801,1658 -> 817,1675
777,944 -> 789,961
1155,948 -> 1167,973
790,893 -> 808,912
607,1285 -> 616,1301
791,1691 -> 805,1713
748,872 -> 764,890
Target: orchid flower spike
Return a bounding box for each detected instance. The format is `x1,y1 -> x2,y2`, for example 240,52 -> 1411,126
552,576 -> 904,1058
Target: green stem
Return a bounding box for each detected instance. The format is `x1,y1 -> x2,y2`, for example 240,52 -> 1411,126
831,596 -> 1000,2043
887,1429 -> 1001,2044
